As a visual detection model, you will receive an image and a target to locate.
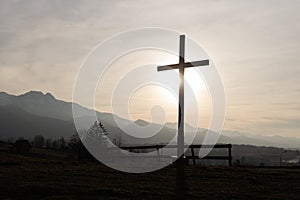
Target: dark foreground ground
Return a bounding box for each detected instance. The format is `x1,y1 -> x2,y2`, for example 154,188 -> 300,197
0,147 -> 300,200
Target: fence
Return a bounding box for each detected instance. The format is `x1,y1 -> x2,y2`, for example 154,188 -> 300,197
120,144 -> 232,166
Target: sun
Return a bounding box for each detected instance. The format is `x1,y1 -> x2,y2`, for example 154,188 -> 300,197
127,84 -> 177,122
185,68 -> 206,97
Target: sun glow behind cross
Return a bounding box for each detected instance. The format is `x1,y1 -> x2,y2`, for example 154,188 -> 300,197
128,85 -> 177,123
95,49 -> 211,128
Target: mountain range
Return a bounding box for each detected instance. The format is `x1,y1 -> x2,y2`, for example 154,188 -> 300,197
0,91 -> 299,148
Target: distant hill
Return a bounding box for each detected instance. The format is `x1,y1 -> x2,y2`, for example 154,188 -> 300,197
0,91 -> 176,144
0,104 -> 75,139
0,91 -> 299,148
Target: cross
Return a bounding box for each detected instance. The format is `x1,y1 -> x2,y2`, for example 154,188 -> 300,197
157,35 -> 209,159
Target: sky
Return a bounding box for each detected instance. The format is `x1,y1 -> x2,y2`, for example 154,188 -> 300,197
0,0 -> 300,137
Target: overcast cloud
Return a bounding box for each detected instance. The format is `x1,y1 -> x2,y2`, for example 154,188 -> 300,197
0,0 -> 300,137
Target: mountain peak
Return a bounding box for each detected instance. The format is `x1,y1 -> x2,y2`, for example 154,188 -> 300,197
0,91 -> 10,96
45,92 -> 55,99
24,90 -> 44,96
134,119 -> 150,127
22,91 -> 55,100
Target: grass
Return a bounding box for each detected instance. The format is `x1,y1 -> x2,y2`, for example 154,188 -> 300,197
0,145 -> 299,199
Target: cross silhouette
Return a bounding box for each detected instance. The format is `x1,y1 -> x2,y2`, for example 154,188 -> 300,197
157,35 -> 209,159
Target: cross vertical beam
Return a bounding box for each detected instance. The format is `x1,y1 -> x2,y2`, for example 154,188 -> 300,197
157,34 -> 209,199
178,35 -> 185,159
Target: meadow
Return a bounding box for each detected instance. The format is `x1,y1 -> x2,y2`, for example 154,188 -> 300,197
0,143 -> 299,199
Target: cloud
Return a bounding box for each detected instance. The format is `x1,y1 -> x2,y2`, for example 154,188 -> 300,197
0,0 -> 300,137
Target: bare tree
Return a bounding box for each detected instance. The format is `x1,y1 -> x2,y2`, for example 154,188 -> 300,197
59,137 -> 67,150
46,138 -> 52,149
52,140 -> 58,149
68,132 -> 91,160
32,135 -> 45,147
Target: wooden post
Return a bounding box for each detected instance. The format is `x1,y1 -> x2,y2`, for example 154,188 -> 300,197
191,147 -> 196,165
228,144 -> 232,167
156,145 -> 160,162
178,35 -> 185,159
157,35 -> 209,199
177,35 -> 186,199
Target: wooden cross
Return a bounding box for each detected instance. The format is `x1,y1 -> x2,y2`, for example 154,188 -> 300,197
157,35 -> 209,159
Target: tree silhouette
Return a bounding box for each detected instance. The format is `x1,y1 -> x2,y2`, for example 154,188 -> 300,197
59,137 -> 67,150
52,140 -> 58,149
14,138 -> 31,154
112,133 -> 123,147
68,132 -> 91,160
46,138 -> 52,149
85,121 -> 109,146
69,121 -> 109,160
99,122 -> 107,134
32,135 -> 45,147
68,133 -> 82,151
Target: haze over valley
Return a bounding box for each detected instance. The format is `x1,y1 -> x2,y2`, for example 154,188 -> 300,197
1,91 -> 299,149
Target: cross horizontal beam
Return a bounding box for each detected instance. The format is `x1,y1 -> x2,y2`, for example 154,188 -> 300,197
157,59 -> 209,71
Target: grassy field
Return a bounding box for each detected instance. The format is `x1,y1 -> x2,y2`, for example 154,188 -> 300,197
0,145 -> 300,199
